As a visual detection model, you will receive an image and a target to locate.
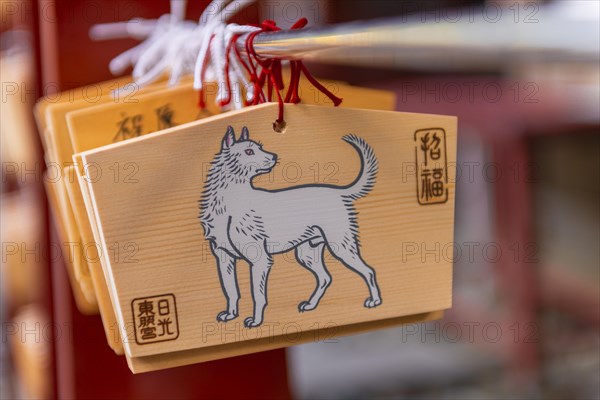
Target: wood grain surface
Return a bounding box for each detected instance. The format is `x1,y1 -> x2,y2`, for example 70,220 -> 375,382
79,103 -> 456,361
67,78 -> 396,354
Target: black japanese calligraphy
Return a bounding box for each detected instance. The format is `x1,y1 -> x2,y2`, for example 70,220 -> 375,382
132,294 -> 179,344
114,113 -> 143,142
155,104 -> 176,130
415,128 -> 449,205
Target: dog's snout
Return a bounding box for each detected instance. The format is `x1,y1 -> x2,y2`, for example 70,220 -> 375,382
271,154 -> 278,162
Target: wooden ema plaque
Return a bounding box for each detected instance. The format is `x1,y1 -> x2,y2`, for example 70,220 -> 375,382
65,77 -> 396,355
77,103 -> 456,372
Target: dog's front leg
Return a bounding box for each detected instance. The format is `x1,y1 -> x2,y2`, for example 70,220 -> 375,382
214,247 -> 239,322
244,255 -> 273,328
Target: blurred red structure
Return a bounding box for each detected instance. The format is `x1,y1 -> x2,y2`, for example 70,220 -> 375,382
8,0 -> 291,398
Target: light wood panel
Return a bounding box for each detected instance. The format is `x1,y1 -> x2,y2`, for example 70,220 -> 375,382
79,103 -> 456,365
127,311 -> 444,373
67,78 -> 396,352
35,77 -> 172,312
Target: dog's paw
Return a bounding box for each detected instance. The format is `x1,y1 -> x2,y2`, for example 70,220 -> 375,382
216,311 -> 238,322
244,317 -> 262,328
298,301 -> 317,312
364,297 -> 382,308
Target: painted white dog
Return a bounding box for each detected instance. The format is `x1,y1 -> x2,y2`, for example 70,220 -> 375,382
200,126 -> 382,327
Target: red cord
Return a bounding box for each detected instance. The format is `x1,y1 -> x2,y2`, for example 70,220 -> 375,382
198,34 -> 215,109
246,20 -> 286,121
231,35 -> 255,106
219,34 -> 241,107
299,63 -> 343,106
203,18 -> 343,123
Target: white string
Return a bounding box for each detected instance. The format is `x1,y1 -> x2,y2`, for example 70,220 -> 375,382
169,0 -> 186,22
211,24 -> 227,104
224,24 -> 262,106
192,18 -> 220,90
89,0 -> 261,108
192,0 -> 258,89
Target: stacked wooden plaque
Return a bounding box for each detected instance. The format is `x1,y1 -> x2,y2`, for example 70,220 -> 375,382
36,75 -> 456,372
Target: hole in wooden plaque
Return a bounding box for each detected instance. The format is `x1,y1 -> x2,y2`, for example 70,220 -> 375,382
272,119 -> 287,134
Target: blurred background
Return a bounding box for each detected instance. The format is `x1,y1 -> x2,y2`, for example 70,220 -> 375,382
1,0 -> 598,399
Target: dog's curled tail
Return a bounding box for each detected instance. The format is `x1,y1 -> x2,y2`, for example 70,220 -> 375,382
342,134 -> 378,200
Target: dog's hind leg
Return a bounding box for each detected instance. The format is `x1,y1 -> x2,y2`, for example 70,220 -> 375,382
295,241 -> 331,312
244,254 -> 273,328
214,246 -> 240,322
326,232 -> 382,308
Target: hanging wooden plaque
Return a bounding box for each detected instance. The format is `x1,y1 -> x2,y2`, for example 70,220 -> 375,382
78,103 -> 456,371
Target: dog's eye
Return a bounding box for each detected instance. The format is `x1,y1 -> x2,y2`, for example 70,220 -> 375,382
245,149 -> 254,155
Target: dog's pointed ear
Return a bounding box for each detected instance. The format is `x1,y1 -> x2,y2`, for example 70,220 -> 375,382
222,126 -> 235,149
239,126 -> 249,141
